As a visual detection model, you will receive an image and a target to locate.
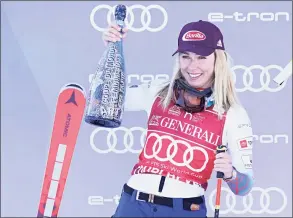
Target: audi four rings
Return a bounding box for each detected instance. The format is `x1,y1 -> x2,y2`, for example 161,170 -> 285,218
143,132 -> 209,172
208,187 -> 287,215
232,64 -> 287,92
90,4 -> 168,32
90,126 -> 146,154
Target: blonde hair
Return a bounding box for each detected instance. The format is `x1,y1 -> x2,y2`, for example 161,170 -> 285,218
156,49 -> 239,119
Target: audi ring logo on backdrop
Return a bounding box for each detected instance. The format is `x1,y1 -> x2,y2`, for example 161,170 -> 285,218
232,64 -> 287,92
90,127 -> 146,154
90,4 -> 168,32
90,127 -> 290,154
88,63 -> 289,92
88,186 -> 288,215
209,187 -> 287,215
143,132 -> 209,172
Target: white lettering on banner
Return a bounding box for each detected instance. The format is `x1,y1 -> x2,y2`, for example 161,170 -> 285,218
89,63 -> 289,93
166,172 -> 202,181
183,112 -> 205,123
89,126 -> 290,154
88,186 -> 288,215
133,164 -> 203,182
90,4 -> 168,32
133,165 -> 164,174
88,74 -> 169,85
88,195 -> 120,205
127,74 -> 169,84
208,12 -> 290,22
149,115 -> 162,126
158,117 -> 220,146
253,134 -> 289,144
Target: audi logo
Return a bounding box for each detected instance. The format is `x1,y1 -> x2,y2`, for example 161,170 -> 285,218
143,132 -> 209,172
232,64 -> 288,92
90,4 -> 168,32
90,127 -> 146,154
90,127 -> 289,154
88,186 -> 288,215
208,187 -> 287,215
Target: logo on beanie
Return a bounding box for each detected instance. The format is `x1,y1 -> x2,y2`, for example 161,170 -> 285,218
217,40 -> 222,47
182,30 -> 206,41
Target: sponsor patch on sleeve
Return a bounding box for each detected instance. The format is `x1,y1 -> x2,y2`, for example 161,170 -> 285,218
237,123 -> 251,128
237,137 -> 253,150
241,154 -> 253,169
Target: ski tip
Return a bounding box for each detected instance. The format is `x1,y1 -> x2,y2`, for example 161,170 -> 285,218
59,83 -> 86,97
66,83 -> 84,90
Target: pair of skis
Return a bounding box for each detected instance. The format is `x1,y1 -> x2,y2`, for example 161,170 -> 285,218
37,84 -> 86,217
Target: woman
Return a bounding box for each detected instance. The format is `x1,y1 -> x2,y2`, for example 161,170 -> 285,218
102,20 -> 254,217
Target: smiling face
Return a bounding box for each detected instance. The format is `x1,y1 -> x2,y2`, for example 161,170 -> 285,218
179,51 -> 215,89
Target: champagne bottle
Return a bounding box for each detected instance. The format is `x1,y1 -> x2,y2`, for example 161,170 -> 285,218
84,5 -> 127,128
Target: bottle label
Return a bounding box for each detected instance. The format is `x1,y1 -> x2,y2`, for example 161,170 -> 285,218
87,42 -> 125,121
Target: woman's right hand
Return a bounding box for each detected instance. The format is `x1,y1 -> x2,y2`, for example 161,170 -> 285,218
102,23 -> 128,46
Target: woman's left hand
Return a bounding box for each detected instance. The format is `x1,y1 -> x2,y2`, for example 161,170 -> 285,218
214,152 -> 233,179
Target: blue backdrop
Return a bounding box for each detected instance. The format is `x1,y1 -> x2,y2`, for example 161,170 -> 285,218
1,1 -> 292,217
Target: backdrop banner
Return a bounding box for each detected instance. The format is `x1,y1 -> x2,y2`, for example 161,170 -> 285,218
1,1 -> 292,217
